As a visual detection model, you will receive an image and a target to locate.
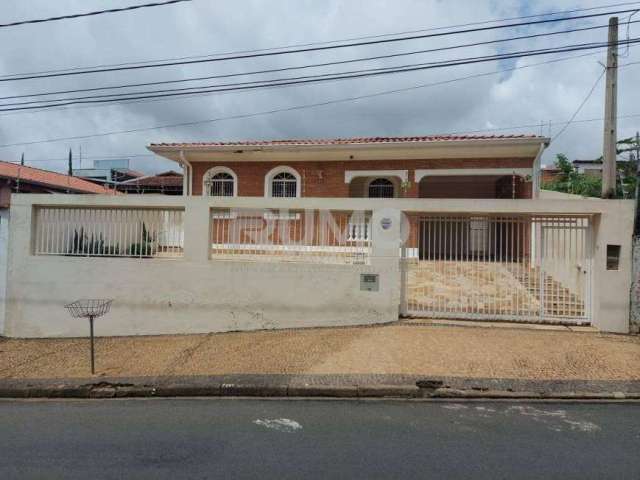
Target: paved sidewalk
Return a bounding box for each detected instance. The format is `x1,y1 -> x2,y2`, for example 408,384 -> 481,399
1,322 -> 639,381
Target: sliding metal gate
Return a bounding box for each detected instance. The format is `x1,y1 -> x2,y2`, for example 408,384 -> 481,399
401,214 -> 592,324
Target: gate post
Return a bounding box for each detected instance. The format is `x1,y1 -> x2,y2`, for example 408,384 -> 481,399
630,236 -> 640,334
371,207 -> 404,317
183,197 -> 210,262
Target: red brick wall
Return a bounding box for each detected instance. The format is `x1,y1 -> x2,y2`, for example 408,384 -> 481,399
541,168 -> 561,184
0,183 -> 11,208
418,175 -> 530,199
192,157 -> 534,198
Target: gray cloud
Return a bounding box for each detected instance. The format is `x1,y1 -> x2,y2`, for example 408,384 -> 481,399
0,0 -> 638,174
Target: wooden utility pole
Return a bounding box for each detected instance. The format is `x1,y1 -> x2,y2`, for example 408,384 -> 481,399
602,16 -> 619,198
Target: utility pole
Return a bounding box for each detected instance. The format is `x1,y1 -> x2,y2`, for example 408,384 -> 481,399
634,131 -> 640,236
68,148 -> 73,176
602,16 -> 618,198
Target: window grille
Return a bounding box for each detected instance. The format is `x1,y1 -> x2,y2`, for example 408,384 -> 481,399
207,172 -> 234,197
271,172 -> 297,197
368,178 -> 394,198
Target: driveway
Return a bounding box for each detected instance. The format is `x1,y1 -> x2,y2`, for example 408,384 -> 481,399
1,322 -> 639,380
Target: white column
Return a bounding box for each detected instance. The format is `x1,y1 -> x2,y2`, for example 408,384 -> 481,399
0,209 -> 8,335
371,207 -> 403,316
183,199 -> 210,262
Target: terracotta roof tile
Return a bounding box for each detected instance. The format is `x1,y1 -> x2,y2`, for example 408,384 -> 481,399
149,134 -> 544,148
0,161 -> 115,194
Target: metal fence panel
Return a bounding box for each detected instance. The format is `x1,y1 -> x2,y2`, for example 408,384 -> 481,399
402,214 -> 592,324
210,208 -> 372,265
34,207 -> 184,258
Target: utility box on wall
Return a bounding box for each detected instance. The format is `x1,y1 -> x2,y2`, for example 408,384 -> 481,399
360,274 -> 379,292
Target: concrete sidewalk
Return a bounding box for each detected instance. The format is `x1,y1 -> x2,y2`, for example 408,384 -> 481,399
1,322 -> 639,382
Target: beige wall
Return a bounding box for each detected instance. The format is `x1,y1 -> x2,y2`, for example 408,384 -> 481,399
0,209 -> 8,335
5,195 -> 400,338
4,194 -> 635,336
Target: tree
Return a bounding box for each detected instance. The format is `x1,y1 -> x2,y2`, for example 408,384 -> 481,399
542,154 -> 602,197
68,149 -> 73,176
616,132 -> 639,199
542,143 -> 638,199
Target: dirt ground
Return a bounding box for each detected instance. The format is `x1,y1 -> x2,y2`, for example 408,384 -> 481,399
1,322 -> 639,381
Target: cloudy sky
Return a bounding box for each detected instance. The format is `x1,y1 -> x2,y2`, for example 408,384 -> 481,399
0,0 -> 638,174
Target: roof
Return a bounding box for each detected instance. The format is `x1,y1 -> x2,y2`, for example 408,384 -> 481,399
149,134 -> 546,149
0,161 -> 114,194
572,159 -> 603,165
115,168 -> 146,178
120,170 -> 182,187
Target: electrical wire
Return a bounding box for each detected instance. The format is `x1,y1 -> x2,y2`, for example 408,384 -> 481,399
0,0 -> 192,28
1,7 -> 638,82
552,69 -> 607,141
9,111 -> 640,164
2,54 -> 637,148
4,20 -> 636,102
2,38 -> 637,112
2,0 -> 637,79
0,50 -> 609,118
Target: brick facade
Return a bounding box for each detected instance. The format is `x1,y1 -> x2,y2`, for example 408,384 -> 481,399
192,157 -> 534,198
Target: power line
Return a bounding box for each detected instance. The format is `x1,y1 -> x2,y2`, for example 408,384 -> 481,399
2,1 -> 638,80
7,153 -> 157,163
4,20 -> 634,102
2,38 -> 638,112
1,7 -> 638,83
552,69 -> 607,141
0,0 -> 192,28
0,50 -> 612,119
10,111 -> 640,164
0,52 -> 632,148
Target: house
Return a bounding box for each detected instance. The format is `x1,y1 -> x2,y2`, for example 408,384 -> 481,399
117,170 -> 183,195
4,135 -> 635,335
147,134 -> 548,199
573,159 -> 603,177
74,159 -> 144,186
0,160 -> 113,207
541,165 -> 561,184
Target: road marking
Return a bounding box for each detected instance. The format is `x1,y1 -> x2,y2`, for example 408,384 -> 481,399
254,418 -> 302,432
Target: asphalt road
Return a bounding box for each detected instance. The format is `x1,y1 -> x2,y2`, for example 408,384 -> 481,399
0,399 -> 638,479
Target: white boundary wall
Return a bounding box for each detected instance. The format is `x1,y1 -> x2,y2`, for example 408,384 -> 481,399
0,209 -> 8,335
4,194 -> 635,337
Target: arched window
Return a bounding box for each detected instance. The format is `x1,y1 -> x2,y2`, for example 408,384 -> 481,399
272,172 -> 297,197
203,167 -> 237,197
264,166 -> 301,197
368,178 -> 395,198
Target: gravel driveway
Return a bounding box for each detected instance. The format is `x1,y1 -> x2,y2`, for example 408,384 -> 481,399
1,322 -> 638,380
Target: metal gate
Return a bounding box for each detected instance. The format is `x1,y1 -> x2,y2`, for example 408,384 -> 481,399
401,214 -> 592,324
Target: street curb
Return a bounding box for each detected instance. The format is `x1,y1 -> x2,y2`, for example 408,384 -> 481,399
0,382 -> 639,400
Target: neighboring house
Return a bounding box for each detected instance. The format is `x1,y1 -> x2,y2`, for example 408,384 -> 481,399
74,159 -> 144,186
117,170 -> 183,195
0,161 -> 113,335
0,161 -> 113,204
573,159 -> 603,177
147,134 -> 548,199
541,166 -> 561,183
